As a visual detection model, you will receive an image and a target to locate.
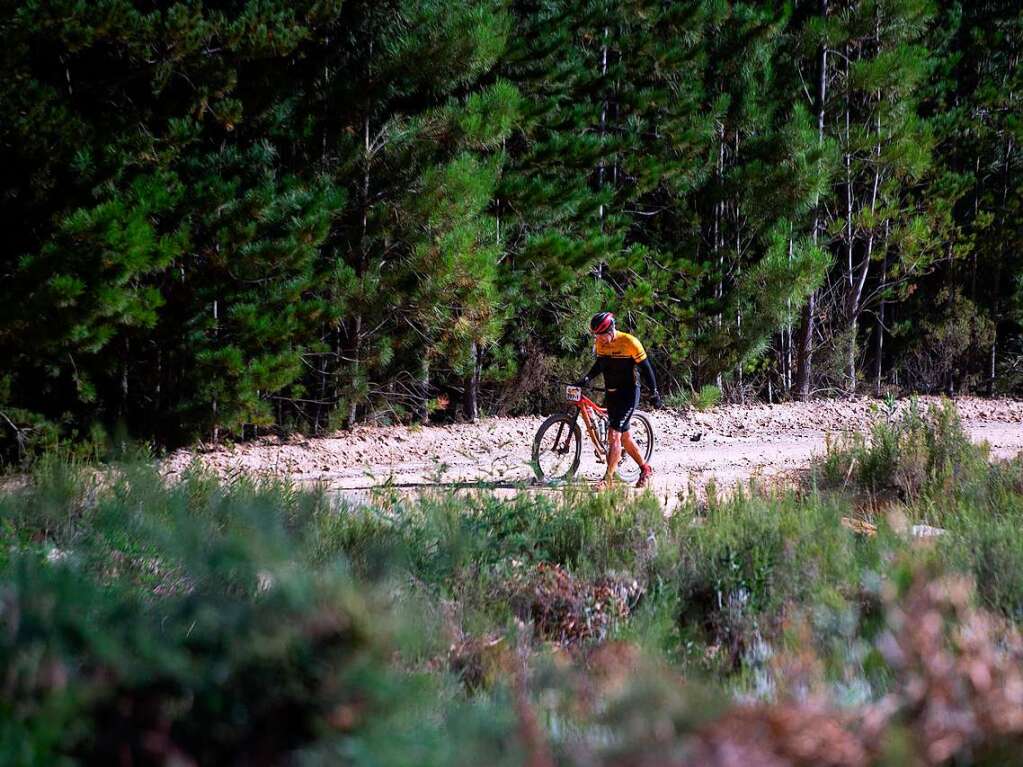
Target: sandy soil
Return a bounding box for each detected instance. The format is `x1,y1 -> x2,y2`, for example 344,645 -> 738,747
162,397 -> 1023,507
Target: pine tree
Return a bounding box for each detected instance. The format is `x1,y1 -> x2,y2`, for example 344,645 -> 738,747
289,0 -> 515,425
779,0 -> 945,398
1,0 -> 1022,456
0,2 -> 348,445
919,0 -> 1022,394
828,0 -> 938,395
683,2 -> 834,396
498,0 -> 719,402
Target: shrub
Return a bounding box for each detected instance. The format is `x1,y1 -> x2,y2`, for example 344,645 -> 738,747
695,385 -> 722,411
6,424 -> 1023,766
817,399 -> 989,503
0,463 -> 528,765
0,518 -> 387,764
328,487 -> 667,591
505,562 -> 644,645
665,384 -> 721,411
673,490 -> 876,665
900,289 -> 995,394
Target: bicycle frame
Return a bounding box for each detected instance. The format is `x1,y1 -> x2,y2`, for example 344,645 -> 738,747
534,384 -> 651,483
569,393 -> 608,460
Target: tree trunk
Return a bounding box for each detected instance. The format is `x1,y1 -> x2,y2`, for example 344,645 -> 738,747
121,336 -> 130,419
347,111 -> 372,427
463,340 -> 481,422
795,0 -> 828,401
735,133 -> 743,402
784,235 -> 793,393
346,314 -> 362,426
415,358 -> 430,425
988,329 -> 997,397
971,155 -> 981,302
844,44 -> 856,396
714,129 -> 725,390
795,293 -> 815,400
846,58 -> 883,397
597,25 -> 609,239
846,317 -> 858,396
212,298 -> 219,444
989,133 -> 1013,395
874,242 -> 889,396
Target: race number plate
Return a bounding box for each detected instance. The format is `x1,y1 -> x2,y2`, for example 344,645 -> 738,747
565,385 -> 582,402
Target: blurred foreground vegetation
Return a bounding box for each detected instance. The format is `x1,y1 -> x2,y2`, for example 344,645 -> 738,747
4,402 -> 1023,765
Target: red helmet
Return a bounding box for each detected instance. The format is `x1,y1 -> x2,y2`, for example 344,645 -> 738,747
590,312 -> 615,334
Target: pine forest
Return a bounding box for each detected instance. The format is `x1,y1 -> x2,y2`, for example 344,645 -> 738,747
1,0 -> 1020,455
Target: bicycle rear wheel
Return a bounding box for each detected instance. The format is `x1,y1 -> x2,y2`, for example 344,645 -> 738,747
614,411 -> 654,483
532,414 -> 582,481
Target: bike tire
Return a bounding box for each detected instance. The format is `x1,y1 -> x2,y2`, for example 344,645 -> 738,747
531,413 -> 583,482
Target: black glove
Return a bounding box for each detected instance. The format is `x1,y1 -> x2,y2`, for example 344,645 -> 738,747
574,378 -> 590,388
650,390 -> 663,409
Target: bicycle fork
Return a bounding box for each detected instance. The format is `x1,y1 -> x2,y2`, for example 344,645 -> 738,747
549,412 -> 574,455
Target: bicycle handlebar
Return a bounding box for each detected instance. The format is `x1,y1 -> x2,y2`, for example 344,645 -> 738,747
559,381 -> 605,393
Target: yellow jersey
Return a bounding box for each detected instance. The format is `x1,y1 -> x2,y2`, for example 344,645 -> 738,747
593,331 -> 647,391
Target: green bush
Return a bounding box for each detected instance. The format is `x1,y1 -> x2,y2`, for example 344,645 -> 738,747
695,385 -> 723,411
0,497 -> 384,764
315,487 -> 667,591
5,419 -> 1023,765
672,488 -> 889,668
934,456 -> 1023,620
817,398 -> 989,504
665,384 -> 721,411
0,461 -> 535,765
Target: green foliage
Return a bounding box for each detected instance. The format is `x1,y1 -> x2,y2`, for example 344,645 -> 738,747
666,383 -> 722,411
316,486 -> 666,589
0,459 -> 549,764
817,398 -> 989,504
695,384 -> 723,411
0,463 -> 386,763
674,488 -> 878,653
899,289 -> 997,393
7,412 -> 1023,761
940,475 -> 1023,621
1,0 -> 1021,450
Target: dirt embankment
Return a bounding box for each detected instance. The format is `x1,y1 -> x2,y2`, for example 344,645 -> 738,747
163,397 -> 1023,505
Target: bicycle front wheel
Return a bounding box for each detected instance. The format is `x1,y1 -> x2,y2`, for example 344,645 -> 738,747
532,414 -> 582,482
615,411 -> 654,483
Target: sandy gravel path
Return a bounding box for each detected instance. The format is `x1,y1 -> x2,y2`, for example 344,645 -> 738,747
163,397 -> 1023,505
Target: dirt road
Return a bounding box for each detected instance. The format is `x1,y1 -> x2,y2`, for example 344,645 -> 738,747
163,397 -> 1023,505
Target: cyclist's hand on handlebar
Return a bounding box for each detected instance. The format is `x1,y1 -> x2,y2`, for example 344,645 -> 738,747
650,390 -> 663,410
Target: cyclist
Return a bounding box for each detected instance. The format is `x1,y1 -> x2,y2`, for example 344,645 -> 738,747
577,312 -> 661,489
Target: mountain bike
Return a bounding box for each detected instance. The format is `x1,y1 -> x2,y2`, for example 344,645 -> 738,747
531,384 -> 654,484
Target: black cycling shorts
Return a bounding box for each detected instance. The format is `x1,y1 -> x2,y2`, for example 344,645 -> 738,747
605,386 -> 640,432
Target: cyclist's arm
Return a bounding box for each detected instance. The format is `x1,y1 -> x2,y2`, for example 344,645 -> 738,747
578,358 -> 603,386
637,357 -> 658,393
627,335 -> 658,395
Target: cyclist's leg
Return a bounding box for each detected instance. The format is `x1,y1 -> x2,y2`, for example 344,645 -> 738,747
604,428 -> 623,482
622,431 -> 645,466
619,388 -> 645,466
601,389 -> 634,485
